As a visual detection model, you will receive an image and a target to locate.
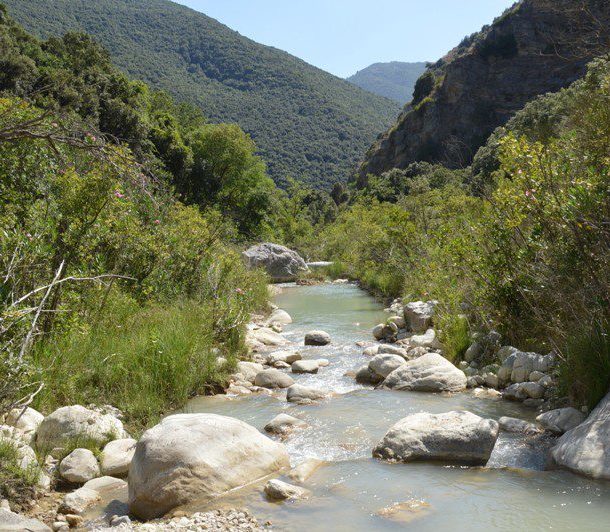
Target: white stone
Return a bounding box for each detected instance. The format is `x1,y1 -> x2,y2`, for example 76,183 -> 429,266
235,361 -> 264,383
264,479 -> 309,500
36,406 -> 123,451
264,414 -> 308,435
383,353 -> 467,393
0,509 -> 50,531
403,301 -> 435,332
291,359 -> 320,374
100,438 -> 136,477
286,384 -> 326,404
267,351 -> 301,365
409,328 -> 441,349
363,346 -> 379,356
128,414 -> 290,519
5,407 -> 44,435
60,487 -> 101,515
373,411 -> 498,464
59,448 -> 100,484
249,327 -> 287,347
266,309 -> 292,326
377,344 -> 408,358
83,476 -> 127,492
498,416 -> 542,435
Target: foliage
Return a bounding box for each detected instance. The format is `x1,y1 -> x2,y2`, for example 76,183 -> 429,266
3,0 -> 399,188
0,439 -> 40,510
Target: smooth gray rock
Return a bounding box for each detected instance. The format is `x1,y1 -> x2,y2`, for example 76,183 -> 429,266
264,479 -> 310,501
291,359 -> 320,374
537,407 -> 586,435
264,414 -> 308,435
373,411 -> 498,464
304,330 -> 331,346
383,353 -> 467,393
242,243 -> 308,282
254,369 -> 294,389
267,351 -> 301,365
286,384 -> 326,404
100,438 -> 136,477
128,414 -> 289,519
551,393 -> 610,479
377,344 -> 408,357
498,416 -> 542,435
59,448 -> 100,484
234,361 -> 265,383
403,301 -> 436,332
369,354 -> 406,379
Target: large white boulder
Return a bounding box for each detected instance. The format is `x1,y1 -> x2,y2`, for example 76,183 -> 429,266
403,301 -> 436,332
266,309 -> 292,326
291,359 -> 320,374
59,448 -> 100,484
5,407 -> 44,436
369,354 -> 406,379
36,406 -> 123,451
242,243 -> 308,282
254,369 -> 294,389
383,353 -> 467,393
551,393 -> 610,479
129,414 -> 290,519
100,438 -> 137,477
373,411 -> 498,464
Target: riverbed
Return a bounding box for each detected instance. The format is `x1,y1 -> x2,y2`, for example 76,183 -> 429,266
181,283 -> 610,531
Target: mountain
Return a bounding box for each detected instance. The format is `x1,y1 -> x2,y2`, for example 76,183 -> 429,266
357,0 -> 610,186
2,0 -> 400,189
347,62 -> 427,103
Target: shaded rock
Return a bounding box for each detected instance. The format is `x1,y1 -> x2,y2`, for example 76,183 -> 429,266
291,359 -> 320,374
498,416 -> 542,435
254,369 -> 294,389
403,301 -> 435,333
387,316 -> 406,329
383,353 -> 467,393
304,331 -> 331,346
378,344 -> 408,358
59,448 -> 100,484
100,438 -> 136,477
511,351 -> 555,383
264,479 -> 309,501
36,406 -> 123,451
369,354 -> 406,379
373,411 -> 498,464
551,392 -> 610,479
537,407 -> 586,435
464,342 -> 482,363
286,384 -> 326,404
242,243 -> 308,282
355,365 -> 384,385
264,414 -> 308,435
128,414 -> 290,519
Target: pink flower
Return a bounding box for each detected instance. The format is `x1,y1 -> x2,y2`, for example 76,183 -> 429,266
114,191 -> 125,199
235,288 -> 244,295
153,219 -> 161,225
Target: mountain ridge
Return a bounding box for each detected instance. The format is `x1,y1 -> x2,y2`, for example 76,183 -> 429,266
3,0 -> 400,188
347,61 -> 427,103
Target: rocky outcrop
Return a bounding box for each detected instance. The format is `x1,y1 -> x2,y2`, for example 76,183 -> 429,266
383,353 -> 467,392
551,392 -> 610,479
242,243 -> 308,282
357,0 -> 610,184
373,411 -> 499,464
128,414 -> 289,519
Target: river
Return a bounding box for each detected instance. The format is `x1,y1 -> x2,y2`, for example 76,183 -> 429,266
180,283 -> 610,531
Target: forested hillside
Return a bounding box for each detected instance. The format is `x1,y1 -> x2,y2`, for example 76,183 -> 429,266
3,0 -> 399,188
347,61 -> 427,103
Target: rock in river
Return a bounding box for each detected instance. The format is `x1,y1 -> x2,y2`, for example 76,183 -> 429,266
304,330 -> 331,346
264,479 -> 310,501
291,359 -> 320,374
369,354 -> 406,379
286,384 -> 326,404
551,392 -> 610,479
129,414 -> 290,520
383,353 -> 467,393
242,243 -> 308,282
254,369 -> 294,389
537,407 -> 586,435
373,411 -> 499,465
264,414 -> 308,435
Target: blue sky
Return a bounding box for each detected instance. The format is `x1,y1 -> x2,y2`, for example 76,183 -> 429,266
174,0 -> 516,77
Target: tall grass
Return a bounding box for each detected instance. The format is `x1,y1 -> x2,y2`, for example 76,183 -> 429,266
32,294 -> 242,433
0,439 -> 40,509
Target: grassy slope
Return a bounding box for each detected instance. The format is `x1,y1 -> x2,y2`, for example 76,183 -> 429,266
347,61 -> 428,103
3,0 -> 399,188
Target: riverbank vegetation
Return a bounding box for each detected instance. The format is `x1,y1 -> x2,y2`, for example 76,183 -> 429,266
317,57 -> 610,408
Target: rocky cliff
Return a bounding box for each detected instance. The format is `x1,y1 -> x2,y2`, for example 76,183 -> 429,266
357,0 -> 610,186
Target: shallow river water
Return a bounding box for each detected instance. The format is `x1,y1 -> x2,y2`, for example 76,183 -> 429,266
181,283 -> 610,531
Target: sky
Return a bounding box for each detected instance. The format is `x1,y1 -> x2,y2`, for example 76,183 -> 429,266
175,0 -> 516,77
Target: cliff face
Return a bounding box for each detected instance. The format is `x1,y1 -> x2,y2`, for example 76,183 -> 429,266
357,0 -> 610,185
